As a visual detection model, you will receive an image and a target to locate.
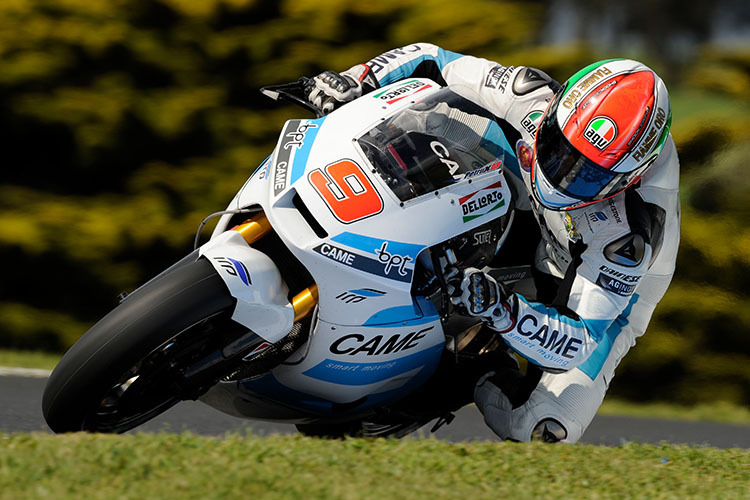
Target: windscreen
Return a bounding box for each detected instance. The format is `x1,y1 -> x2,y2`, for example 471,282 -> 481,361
358,87 -> 507,202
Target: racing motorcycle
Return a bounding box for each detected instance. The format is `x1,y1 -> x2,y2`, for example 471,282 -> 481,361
42,78 -> 534,437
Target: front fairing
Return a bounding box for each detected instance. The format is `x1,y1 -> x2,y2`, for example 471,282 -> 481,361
206,80 -> 517,413
231,81 -> 515,327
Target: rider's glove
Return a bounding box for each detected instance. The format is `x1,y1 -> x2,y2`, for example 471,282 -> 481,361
306,64 -> 377,115
451,267 -> 515,332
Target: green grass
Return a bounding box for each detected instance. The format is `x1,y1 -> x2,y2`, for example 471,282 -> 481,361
0,349 -> 58,371
0,433 -> 746,500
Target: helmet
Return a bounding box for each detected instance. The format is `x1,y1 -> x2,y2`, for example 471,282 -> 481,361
531,59 -> 672,211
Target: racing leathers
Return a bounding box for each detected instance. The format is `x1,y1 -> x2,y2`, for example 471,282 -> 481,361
321,43 -> 681,443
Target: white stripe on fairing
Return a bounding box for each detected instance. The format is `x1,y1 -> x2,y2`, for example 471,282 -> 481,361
0,366 -> 51,378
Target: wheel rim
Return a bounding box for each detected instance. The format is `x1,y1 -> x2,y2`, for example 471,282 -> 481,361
82,310 -> 247,433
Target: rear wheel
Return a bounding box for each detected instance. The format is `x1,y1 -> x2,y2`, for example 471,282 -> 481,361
42,257 -> 257,433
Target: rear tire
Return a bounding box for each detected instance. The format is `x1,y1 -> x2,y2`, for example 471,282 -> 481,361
42,257 -> 239,433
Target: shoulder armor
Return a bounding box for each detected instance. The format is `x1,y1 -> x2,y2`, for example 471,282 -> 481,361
512,67 -> 561,96
625,189 -> 666,265
604,233 -> 646,267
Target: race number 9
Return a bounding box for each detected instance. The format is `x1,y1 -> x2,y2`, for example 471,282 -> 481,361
309,160 -> 383,223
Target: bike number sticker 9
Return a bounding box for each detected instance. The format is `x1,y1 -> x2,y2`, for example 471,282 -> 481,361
309,160 -> 383,223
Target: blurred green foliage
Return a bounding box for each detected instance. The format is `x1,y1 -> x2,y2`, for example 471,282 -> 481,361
0,0 -> 748,406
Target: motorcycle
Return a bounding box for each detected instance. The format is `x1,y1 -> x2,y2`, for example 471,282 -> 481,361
42,78 -> 534,437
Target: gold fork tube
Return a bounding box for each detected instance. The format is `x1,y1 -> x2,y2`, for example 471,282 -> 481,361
234,212 -> 318,322
292,284 -> 318,322
233,212 -> 272,245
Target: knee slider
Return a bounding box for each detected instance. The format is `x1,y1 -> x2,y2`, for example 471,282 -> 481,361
531,418 -> 568,443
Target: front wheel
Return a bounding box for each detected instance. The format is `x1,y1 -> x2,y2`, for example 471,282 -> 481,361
42,257 -> 252,433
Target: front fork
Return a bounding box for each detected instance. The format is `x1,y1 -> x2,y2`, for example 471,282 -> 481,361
232,212 -> 318,323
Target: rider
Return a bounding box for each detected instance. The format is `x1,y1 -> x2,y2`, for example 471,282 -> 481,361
304,43 -> 680,443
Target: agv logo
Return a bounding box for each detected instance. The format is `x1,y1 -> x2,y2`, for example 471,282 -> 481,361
584,116 -> 617,150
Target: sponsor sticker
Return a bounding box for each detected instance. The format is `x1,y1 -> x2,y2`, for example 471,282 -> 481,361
633,107 -> 668,161
521,110 -> 544,135
458,181 -> 506,223
515,140 -> 533,173
328,327 -> 434,356
373,80 -> 432,105
485,65 -> 505,89
473,229 -> 493,245
274,120 -> 320,196
596,272 -> 636,296
316,233 -> 423,283
584,116 -> 618,150
366,45 -> 422,74
503,314 -> 584,368
461,160 -> 503,180
374,241 -> 412,277
562,66 -> 613,109
564,213 -> 581,242
336,288 -> 386,304
244,342 -> 272,359
212,256 -> 251,286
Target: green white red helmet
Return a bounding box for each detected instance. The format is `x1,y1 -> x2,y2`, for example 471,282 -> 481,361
532,59 -> 672,210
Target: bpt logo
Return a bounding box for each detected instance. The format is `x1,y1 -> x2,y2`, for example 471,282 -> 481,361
284,122 -> 318,150
374,242 -> 412,277
584,116 -> 618,150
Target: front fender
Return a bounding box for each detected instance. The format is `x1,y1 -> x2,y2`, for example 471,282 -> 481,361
199,231 -> 294,343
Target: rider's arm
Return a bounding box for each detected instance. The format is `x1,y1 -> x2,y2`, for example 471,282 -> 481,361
499,233 -> 649,374
497,142 -> 679,373
358,43 -> 491,89
326,43 -> 546,120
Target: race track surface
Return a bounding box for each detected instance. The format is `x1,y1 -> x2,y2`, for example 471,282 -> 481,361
3,374 -> 748,448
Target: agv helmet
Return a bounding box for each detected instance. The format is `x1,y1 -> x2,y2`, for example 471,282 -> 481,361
532,59 -> 672,210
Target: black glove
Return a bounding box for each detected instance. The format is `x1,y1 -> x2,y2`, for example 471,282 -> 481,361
451,267 -> 514,332
305,64 -> 377,115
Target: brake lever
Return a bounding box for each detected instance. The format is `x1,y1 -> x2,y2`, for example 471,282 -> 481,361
259,77 -> 324,118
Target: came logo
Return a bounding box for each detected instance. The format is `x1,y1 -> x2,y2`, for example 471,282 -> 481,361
584,116 -> 618,150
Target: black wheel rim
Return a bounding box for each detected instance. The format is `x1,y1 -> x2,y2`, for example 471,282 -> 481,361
82,310 -> 245,433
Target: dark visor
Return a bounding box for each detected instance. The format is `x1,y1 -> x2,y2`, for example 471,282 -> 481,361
536,99 -> 628,201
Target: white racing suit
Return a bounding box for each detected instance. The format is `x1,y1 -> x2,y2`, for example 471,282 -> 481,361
343,43 -> 681,442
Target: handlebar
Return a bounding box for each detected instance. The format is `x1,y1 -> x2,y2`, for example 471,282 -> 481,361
259,77 -> 324,118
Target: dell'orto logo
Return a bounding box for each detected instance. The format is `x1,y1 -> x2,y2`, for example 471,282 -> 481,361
584,116 -> 617,150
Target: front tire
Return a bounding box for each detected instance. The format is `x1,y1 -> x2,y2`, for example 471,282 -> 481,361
42,257 -> 240,433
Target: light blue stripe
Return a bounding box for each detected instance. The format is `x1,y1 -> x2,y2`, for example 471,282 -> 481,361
517,294 -> 610,343
331,232 -> 424,259
302,343 -> 444,386
517,295 -> 587,329
351,289 -> 385,297
380,48 -> 464,86
578,294 -> 639,380
290,116 -> 326,186
481,121 -> 521,179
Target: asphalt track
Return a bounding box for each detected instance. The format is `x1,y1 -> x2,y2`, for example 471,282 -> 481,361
3,373 -> 748,448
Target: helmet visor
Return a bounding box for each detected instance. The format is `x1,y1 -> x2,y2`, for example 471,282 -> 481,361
535,101 -> 629,202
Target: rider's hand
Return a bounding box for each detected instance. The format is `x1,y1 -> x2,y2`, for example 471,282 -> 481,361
305,64 -> 374,115
451,267 -> 515,332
